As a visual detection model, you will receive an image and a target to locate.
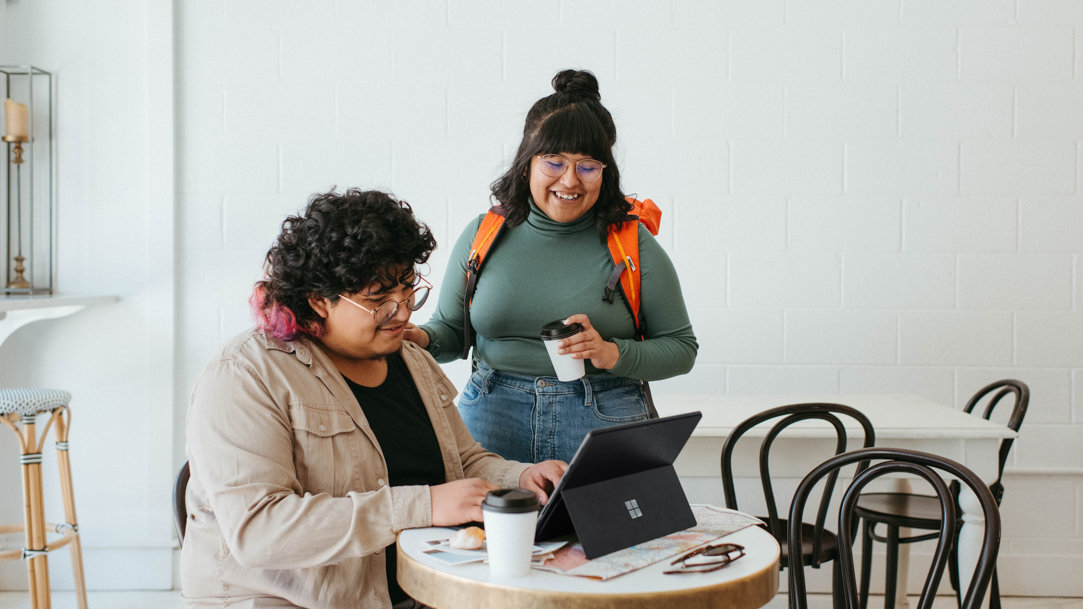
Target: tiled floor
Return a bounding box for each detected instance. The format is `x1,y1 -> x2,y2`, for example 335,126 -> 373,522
0,591 -> 1080,609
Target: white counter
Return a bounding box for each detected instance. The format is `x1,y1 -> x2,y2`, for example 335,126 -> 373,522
0,294 -> 118,346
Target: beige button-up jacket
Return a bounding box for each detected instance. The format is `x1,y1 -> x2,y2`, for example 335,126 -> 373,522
180,328 -> 529,609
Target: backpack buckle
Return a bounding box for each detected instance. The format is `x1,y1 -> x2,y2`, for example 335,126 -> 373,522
603,260 -> 627,304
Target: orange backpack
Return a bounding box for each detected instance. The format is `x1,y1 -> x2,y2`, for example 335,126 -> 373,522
460,197 -> 661,359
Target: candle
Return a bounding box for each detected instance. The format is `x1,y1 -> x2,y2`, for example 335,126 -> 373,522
4,98 -> 29,140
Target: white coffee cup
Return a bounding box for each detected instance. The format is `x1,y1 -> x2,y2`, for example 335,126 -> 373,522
539,320 -> 585,382
482,488 -> 540,578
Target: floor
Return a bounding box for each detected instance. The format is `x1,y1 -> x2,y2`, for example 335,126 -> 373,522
0,591 -> 1079,609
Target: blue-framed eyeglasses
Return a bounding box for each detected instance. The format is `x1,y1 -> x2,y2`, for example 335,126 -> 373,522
535,154 -> 606,183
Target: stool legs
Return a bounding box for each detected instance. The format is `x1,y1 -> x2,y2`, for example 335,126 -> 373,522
53,408 -> 88,609
8,414 -> 52,609
1,407 -> 87,609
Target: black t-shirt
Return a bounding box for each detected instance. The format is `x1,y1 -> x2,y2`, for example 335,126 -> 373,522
345,352 -> 445,605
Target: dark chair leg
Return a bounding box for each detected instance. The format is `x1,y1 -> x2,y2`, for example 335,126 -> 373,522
883,525 -> 900,609
989,566 -> 1001,609
832,561 -> 845,609
859,520 -> 873,609
788,565 -> 799,609
948,531 -> 961,608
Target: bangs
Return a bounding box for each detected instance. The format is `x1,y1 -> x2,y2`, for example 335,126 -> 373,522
530,104 -> 610,160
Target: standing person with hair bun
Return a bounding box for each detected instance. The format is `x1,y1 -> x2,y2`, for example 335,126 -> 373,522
405,69 -> 698,464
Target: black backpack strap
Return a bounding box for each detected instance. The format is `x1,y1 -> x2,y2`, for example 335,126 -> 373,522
461,256 -> 482,360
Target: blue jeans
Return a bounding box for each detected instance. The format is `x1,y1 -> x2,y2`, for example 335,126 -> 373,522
457,361 -> 652,463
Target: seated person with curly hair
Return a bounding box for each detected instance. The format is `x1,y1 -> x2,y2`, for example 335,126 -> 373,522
180,189 -> 566,609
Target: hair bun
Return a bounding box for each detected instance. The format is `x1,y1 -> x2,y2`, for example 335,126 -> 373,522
551,69 -> 601,101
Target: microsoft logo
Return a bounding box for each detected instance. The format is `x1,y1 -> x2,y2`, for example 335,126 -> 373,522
625,499 -> 643,519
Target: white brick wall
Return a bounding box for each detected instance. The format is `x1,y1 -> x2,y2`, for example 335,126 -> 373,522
729,252 -> 841,308
844,27 -> 959,82
962,140 -> 1077,195
847,140 -> 960,195
843,252 -> 956,309
960,27 -> 1074,81
693,309 -> 783,365
1017,312 -> 1083,365
900,83 -> 1012,139
1020,196 -> 1083,252
899,311 -> 1014,365
903,196 -> 1018,252
789,196 -> 900,252
958,253 -> 1074,310
785,309 -> 898,364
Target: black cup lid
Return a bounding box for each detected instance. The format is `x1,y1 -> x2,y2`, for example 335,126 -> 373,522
539,320 -> 582,340
482,488 -> 539,513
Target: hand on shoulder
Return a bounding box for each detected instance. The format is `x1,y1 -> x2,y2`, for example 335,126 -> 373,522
403,324 -> 430,348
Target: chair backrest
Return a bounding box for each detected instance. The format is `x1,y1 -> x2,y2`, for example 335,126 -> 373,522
720,403 -> 875,566
962,379 -> 1028,502
173,460 -> 190,547
788,447 -> 1001,609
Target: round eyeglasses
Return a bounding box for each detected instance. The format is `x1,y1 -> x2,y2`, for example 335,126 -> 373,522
338,278 -> 432,327
535,154 -> 606,183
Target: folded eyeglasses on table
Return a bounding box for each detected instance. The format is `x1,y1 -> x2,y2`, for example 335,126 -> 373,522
662,542 -> 746,575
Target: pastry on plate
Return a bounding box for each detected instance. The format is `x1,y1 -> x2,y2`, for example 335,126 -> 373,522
449,526 -> 485,550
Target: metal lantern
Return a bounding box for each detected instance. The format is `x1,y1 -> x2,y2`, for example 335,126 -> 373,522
1,65 -> 54,294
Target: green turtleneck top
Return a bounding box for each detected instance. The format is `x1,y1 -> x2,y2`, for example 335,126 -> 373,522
419,201 -> 698,381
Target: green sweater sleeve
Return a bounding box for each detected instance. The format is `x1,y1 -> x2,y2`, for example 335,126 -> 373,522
418,215 -> 483,363
606,224 -> 698,381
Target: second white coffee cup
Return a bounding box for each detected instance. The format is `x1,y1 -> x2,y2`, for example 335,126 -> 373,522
482,488 -> 540,578
539,319 -> 585,382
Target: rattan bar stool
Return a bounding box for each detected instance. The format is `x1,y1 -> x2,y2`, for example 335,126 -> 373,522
0,388 -> 87,609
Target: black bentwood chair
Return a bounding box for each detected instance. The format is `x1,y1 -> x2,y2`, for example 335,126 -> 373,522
173,460 -> 191,547
720,403 -> 875,608
788,448 -> 1001,609
854,380 -> 1028,609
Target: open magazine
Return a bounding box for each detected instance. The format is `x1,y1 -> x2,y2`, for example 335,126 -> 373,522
533,505 -> 762,580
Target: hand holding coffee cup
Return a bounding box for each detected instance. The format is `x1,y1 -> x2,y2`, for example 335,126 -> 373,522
540,319 -> 585,381
542,314 -> 621,373
482,488 -> 540,578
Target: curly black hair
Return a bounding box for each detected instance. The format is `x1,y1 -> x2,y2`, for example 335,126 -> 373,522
251,188 -> 436,340
490,69 -> 631,240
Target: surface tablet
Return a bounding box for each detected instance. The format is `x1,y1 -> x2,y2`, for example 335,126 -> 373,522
534,411 -> 702,558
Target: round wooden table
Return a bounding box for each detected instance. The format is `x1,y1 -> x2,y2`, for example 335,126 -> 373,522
397,524 -> 780,609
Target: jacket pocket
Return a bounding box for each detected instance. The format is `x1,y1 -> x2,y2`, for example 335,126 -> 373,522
436,374 -> 458,409
288,401 -> 358,495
